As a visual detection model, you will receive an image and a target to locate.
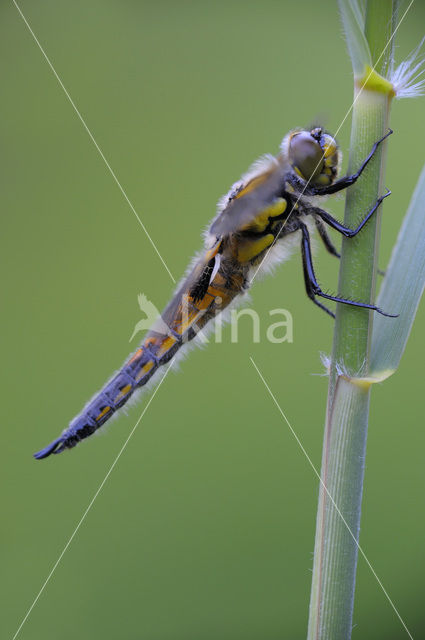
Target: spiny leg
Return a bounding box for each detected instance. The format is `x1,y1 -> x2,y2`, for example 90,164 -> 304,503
314,217 -> 340,258
299,221 -> 396,317
314,211 -> 385,277
310,129 -> 393,196
312,190 -> 391,238
300,222 -> 335,318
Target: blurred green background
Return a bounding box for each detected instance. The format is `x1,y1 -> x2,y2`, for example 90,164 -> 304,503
2,1 -> 425,638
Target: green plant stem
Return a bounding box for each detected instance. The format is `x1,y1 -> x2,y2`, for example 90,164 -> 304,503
331,92 -> 390,386
332,0 -> 394,389
307,2 -> 396,639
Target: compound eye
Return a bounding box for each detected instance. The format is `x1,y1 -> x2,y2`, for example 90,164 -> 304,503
289,131 -> 324,183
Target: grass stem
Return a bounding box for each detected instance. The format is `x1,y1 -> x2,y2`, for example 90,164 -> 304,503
307,2 -> 396,638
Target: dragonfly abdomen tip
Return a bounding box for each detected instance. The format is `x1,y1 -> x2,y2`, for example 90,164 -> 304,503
33,436 -> 65,460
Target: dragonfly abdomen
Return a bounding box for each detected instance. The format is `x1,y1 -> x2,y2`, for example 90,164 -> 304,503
33,343 -> 159,458
34,247 -> 244,459
33,327 -> 190,459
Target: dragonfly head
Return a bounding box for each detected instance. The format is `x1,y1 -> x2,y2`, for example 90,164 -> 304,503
285,128 -> 340,187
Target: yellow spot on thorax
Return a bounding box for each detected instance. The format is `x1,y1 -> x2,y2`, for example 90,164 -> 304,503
241,197 -> 287,233
237,233 -> 274,263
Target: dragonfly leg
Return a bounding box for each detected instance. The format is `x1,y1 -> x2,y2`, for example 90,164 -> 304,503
300,222 -> 335,318
312,189 -> 391,238
314,212 -> 387,276
313,213 -> 385,277
314,217 -> 340,257
310,129 -> 393,196
299,221 -> 396,317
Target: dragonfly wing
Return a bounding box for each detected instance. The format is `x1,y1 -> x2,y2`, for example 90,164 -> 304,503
210,157 -> 287,237
158,239 -> 223,335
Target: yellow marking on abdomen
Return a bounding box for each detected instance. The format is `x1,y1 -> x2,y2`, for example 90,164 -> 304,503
168,292 -> 217,337
193,292 -> 215,311
156,335 -> 178,358
114,384 -> 132,404
134,361 -> 155,382
96,406 -> 111,421
127,348 -> 143,366
170,296 -> 202,335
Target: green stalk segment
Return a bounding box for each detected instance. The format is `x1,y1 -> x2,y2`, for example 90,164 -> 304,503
307,2 -> 396,638
308,377 -> 370,639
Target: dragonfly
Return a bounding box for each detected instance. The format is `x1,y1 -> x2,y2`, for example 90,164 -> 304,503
34,126 -> 393,459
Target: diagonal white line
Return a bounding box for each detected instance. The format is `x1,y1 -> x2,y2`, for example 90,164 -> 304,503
249,0 -> 415,286
12,0 -> 176,284
249,356 -> 413,640
11,361 -> 174,640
